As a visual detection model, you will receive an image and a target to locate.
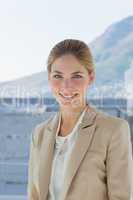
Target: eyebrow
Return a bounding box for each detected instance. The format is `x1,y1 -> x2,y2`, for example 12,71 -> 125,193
52,70 -> 84,74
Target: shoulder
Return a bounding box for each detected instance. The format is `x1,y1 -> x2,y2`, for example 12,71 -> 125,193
95,108 -> 130,135
94,109 -> 131,148
96,109 -> 129,127
31,113 -> 56,147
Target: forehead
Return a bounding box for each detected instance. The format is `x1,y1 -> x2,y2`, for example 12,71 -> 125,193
51,54 -> 86,73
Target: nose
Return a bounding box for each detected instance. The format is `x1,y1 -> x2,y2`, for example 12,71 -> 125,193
62,79 -> 72,89
61,79 -> 75,94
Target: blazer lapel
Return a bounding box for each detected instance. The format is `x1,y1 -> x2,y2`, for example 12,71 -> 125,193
38,111 -> 61,200
59,105 -> 98,200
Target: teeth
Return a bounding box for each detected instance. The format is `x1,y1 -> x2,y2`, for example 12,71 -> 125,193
63,95 -> 73,98
60,93 -> 77,98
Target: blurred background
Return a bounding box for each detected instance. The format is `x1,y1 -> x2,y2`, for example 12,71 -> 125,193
0,0 -> 133,199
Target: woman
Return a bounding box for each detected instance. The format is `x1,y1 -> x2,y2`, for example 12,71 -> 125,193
27,39 -> 133,200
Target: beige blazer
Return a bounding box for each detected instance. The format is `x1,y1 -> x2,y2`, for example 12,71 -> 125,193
27,104 -> 133,200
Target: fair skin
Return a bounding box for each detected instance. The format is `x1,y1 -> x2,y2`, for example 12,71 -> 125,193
48,54 -> 95,136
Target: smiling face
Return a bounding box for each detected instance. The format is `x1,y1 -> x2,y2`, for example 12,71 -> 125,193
48,54 -> 94,110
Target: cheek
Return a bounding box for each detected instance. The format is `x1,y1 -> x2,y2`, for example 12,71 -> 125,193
49,79 -> 89,91
72,80 -> 89,90
49,80 -> 60,90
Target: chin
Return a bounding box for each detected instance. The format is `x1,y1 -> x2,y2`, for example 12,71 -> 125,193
59,99 -> 85,109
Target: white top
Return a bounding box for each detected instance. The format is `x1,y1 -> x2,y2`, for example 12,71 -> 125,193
47,106 -> 88,200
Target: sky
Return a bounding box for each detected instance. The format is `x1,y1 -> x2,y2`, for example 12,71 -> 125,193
0,0 -> 133,82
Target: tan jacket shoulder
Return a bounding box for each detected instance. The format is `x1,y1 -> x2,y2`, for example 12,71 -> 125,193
31,114 -> 55,147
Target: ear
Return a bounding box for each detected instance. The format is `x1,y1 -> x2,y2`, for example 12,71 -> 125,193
48,72 -> 51,82
88,71 -> 95,85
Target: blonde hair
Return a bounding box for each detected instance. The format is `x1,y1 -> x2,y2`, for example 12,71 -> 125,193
46,39 -> 95,75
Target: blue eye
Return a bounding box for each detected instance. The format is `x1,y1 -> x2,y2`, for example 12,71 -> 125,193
53,75 -> 62,78
73,75 -> 82,78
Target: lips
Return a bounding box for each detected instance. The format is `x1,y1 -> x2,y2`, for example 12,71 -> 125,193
59,92 -> 78,99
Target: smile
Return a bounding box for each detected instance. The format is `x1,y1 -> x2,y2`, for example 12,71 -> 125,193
59,93 -> 78,99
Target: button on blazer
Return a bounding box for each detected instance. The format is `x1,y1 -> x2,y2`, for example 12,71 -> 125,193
27,104 -> 133,200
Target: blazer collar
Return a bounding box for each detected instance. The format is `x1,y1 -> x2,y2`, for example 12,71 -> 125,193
47,103 -> 98,132
38,103 -> 98,200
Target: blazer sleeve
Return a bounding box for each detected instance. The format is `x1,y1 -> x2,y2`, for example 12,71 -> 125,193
106,120 -> 133,200
27,127 -> 39,200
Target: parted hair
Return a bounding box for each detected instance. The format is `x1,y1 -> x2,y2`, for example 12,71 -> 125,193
46,39 -> 95,75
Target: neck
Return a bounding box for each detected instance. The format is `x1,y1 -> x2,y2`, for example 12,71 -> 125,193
59,103 -> 88,126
